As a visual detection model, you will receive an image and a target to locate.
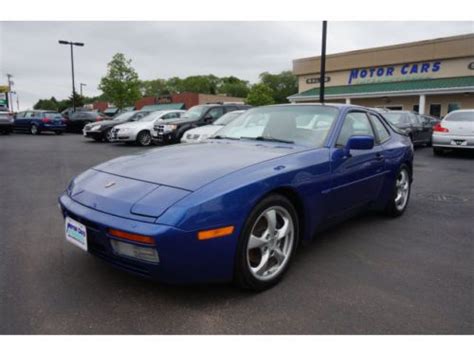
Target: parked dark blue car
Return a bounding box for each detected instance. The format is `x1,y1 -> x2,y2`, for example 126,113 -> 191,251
14,110 -> 66,135
59,104 -> 414,290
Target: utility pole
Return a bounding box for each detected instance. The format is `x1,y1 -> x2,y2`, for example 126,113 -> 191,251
58,40 -> 84,112
319,21 -> 327,104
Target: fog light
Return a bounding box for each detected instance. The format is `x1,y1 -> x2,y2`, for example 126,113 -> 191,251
110,239 -> 159,264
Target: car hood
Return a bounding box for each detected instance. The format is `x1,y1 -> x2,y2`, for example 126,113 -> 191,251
185,125 -> 222,136
93,141 -> 303,191
115,120 -> 155,130
87,120 -> 120,128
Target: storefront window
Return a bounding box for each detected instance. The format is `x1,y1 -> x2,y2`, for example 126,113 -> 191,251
429,104 -> 441,118
447,103 -> 461,113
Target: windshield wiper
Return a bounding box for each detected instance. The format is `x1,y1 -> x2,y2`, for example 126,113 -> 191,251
240,136 -> 294,144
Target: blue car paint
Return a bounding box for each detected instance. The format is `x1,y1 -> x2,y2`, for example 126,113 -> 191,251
14,110 -> 67,133
59,104 -> 413,284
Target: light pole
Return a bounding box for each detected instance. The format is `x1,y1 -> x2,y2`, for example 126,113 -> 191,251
80,83 -> 87,97
319,21 -> 327,104
6,73 -> 14,111
58,40 -> 84,112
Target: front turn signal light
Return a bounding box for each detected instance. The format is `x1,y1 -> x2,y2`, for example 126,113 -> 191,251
198,226 -> 234,240
108,228 -> 155,245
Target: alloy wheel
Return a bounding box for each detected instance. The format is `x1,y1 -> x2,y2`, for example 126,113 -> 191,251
246,206 -> 294,281
395,169 -> 410,211
139,132 -> 151,146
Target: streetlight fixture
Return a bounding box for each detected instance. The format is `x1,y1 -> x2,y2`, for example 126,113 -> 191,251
58,40 -> 84,112
80,83 -> 87,96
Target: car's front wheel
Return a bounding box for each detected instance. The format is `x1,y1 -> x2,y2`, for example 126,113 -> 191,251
137,131 -> 152,146
105,129 -> 113,143
384,165 -> 411,217
235,194 -> 299,291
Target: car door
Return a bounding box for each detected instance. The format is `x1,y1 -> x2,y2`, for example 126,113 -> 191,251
416,114 -> 432,142
202,107 -> 225,125
327,110 -> 386,217
13,111 -> 26,130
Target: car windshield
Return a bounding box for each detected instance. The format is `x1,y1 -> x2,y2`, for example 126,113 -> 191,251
112,111 -> 135,121
139,111 -> 167,122
129,111 -> 149,121
181,106 -> 208,120
213,105 -> 339,147
444,111 -> 474,122
213,111 -> 243,126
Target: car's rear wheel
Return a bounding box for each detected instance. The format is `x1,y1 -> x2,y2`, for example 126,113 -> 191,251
235,194 -> 299,291
137,131 -> 152,146
30,125 -> 39,135
384,165 -> 411,217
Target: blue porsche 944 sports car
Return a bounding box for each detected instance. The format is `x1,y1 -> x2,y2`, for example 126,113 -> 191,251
59,104 -> 414,290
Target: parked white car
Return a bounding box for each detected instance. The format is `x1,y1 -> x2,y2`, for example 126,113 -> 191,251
181,110 -> 244,143
111,110 -> 185,146
432,109 -> 474,155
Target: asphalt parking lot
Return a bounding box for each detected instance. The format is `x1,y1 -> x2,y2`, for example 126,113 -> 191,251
0,133 -> 472,334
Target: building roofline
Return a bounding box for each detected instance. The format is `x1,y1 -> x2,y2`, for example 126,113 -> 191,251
293,33 -> 474,65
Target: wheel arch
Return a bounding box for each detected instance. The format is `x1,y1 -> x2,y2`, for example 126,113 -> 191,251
259,186 -> 306,244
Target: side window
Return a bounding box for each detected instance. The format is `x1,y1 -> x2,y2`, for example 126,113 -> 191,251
207,107 -> 224,120
24,111 -> 34,118
369,113 -> 391,143
336,112 -> 374,147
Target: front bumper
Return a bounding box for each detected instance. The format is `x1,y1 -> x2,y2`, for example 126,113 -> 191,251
432,133 -> 474,149
152,130 -> 178,144
83,130 -> 104,139
58,193 -> 237,284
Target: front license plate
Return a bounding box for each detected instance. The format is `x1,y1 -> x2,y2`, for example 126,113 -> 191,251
451,140 -> 467,146
65,216 -> 88,251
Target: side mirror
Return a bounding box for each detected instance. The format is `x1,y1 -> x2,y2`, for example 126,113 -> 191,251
345,135 -> 374,151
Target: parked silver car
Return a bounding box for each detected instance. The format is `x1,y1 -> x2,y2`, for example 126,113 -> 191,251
432,109 -> 474,155
111,110 -> 185,146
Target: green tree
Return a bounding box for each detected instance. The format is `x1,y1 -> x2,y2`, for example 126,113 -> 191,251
140,79 -> 168,97
99,53 -> 141,109
33,97 -> 59,111
245,83 -> 275,106
259,71 -> 298,103
218,76 -> 250,98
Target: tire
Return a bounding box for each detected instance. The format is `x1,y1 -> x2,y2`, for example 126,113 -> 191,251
105,129 -> 113,143
426,137 -> 432,147
384,165 -> 411,217
137,131 -> 152,146
55,131 -> 63,135
234,194 -> 299,291
30,125 -> 39,135
433,147 -> 444,156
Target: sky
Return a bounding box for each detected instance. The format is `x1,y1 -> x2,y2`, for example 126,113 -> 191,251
0,21 -> 472,110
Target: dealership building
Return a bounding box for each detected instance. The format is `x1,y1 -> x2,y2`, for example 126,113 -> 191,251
288,33 -> 474,117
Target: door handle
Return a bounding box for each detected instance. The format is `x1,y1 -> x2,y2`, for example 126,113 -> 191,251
375,153 -> 385,161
